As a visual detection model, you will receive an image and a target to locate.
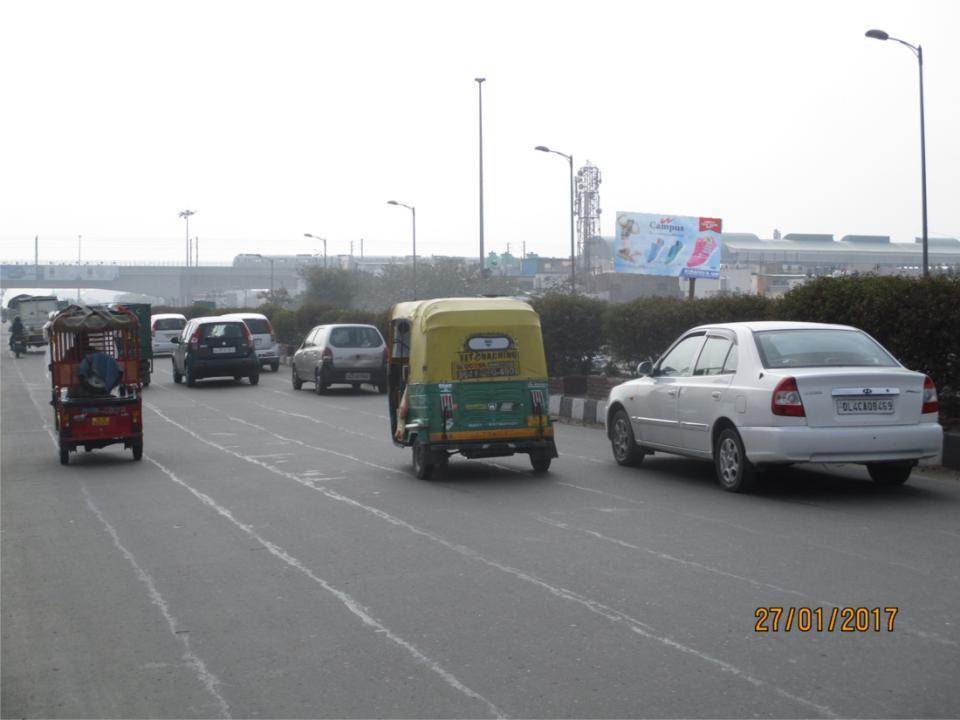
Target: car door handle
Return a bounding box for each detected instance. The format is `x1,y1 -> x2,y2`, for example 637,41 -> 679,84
711,391 -> 722,400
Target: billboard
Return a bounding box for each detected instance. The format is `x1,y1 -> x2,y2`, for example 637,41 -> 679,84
614,212 -> 722,279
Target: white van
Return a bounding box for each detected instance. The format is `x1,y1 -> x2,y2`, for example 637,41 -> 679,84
224,313 -> 281,371
151,313 -> 187,355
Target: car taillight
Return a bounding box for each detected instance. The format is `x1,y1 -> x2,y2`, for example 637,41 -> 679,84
321,347 -> 333,363
189,330 -> 201,350
922,376 -> 939,414
242,324 -> 252,344
771,377 -> 804,417
266,320 -> 275,343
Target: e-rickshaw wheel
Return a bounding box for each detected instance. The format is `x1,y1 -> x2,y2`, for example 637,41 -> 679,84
412,438 -> 434,480
59,443 -> 70,466
530,450 -> 552,473
132,439 -> 143,461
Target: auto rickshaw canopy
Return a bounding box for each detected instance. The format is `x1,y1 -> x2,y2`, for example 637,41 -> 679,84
390,297 -> 548,385
50,304 -> 139,333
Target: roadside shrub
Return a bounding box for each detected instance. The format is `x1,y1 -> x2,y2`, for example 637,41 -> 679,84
531,292 -> 606,375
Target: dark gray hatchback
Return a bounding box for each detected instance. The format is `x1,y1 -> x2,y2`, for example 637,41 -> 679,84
171,317 -> 260,386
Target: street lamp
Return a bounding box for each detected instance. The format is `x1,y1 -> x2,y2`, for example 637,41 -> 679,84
387,200 -> 417,300
179,210 -> 195,267
865,28 -> 929,277
475,77 -> 486,286
535,145 -> 576,291
303,233 -> 327,267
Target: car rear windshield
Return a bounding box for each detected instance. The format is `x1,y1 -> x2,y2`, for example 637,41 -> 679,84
328,326 -> 382,348
201,322 -> 246,339
242,319 -> 271,334
154,318 -> 185,331
753,329 -> 897,369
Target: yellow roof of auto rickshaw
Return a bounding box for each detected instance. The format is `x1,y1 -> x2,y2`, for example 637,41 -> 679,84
390,297 -> 540,333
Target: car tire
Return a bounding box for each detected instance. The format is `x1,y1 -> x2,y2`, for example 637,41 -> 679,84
270,360 -> 280,372
412,438 -> 434,480
610,409 -> 644,466
249,374 -> 260,386
173,360 -> 182,384
314,368 -> 326,395
530,450 -> 552,473
185,365 -> 196,387
714,427 -> 758,493
132,438 -> 143,461
867,462 -> 912,486
59,443 -> 70,465
292,364 -> 303,390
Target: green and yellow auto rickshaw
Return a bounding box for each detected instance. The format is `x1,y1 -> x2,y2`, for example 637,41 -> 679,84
388,297 -> 557,478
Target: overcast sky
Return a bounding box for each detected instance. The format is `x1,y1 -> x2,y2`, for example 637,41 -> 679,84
2,0 -> 958,264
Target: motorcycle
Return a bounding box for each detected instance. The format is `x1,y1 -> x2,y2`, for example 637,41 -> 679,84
11,335 -> 27,358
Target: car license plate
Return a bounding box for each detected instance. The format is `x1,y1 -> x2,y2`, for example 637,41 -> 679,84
254,338 -> 262,347
836,398 -> 895,415
91,416 -> 110,426
345,372 -> 370,380
212,347 -> 234,354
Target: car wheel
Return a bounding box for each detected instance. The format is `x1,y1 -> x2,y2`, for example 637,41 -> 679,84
270,360 -> 280,372
714,427 -> 757,493
185,365 -> 196,387
292,364 -> 303,390
867,462 -> 912,486
412,438 -> 434,480
132,438 -> 143,461
172,359 -> 182,384
314,368 -> 326,395
530,450 -> 552,472
610,409 -> 644,466
249,374 -> 260,386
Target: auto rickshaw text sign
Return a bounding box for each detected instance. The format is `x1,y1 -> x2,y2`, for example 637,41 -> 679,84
453,336 -> 521,380
614,212 -> 722,279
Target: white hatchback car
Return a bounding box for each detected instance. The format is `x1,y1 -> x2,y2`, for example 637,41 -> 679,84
151,313 -> 187,356
606,321 -> 943,492
223,313 -> 281,371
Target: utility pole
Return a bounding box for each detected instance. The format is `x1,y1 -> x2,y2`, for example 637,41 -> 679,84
179,209 -> 196,266
476,77 -> 486,289
34,235 -> 38,276
77,234 -> 82,303
360,238 -> 364,259
194,237 -> 199,267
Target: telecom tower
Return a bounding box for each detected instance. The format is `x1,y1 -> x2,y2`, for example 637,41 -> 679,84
575,161 -> 602,282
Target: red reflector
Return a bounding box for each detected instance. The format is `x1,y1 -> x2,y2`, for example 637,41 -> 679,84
772,377 -> 805,417
922,376 -> 939,414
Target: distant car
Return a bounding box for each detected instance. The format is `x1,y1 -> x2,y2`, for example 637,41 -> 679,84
291,324 -> 387,394
171,317 -> 260,386
605,321 -> 943,492
151,313 -> 187,355
223,312 -> 280,371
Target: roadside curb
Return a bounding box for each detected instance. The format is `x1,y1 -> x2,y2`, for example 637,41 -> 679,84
550,394 -> 607,429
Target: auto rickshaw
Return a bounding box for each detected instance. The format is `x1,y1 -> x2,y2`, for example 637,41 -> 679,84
388,297 -> 557,478
49,305 -> 144,465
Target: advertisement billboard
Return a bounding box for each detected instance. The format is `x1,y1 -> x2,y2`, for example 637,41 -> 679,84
614,212 -> 722,279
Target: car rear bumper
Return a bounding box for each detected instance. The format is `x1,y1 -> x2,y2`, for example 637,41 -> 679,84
153,341 -> 177,355
189,356 -> 260,379
255,346 -> 280,361
323,366 -> 386,385
740,423 -> 943,464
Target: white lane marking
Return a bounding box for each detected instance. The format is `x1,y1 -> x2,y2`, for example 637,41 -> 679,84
247,453 -> 295,460
144,455 -> 504,719
11,362 -> 233,716
145,404 -> 838,718
81,483 -> 232,719
256,403 -> 381,441
270,389 -> 389,419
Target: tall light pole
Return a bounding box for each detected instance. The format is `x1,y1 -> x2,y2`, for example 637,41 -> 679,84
387,200 -> 417,300
179,209 -> 195,267
303,233 -> 327,267
535,145 -> 576,291
475,77 -> 486,287
77,234 -> 82,302
865,28 -> 929,277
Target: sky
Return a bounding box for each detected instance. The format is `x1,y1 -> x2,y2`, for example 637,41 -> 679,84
1,0 -> 958,265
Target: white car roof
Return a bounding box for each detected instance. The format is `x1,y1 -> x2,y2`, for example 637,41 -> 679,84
222,312 -> 268,321
691,320 -> 858,333
151,313 -> 187,320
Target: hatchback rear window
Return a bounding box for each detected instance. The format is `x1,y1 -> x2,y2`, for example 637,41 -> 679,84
242,319 -> 271,334
154,318 -> 185,331
753,329 -> 896,368
328,326 -> 382,348
201,322 -> 246,339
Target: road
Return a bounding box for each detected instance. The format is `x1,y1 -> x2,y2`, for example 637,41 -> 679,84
3,344 -> 960,718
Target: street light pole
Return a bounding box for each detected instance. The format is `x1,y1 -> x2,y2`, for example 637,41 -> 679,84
77,234 -> 82,303
865,29 -> 929,277
387,200 -> 417,300
475,77 -> 486,288
179,209 -> 195,267
535,145 -> 576,291
303,233 -> 327,267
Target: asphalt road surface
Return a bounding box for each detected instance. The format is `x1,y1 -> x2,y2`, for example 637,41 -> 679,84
3,345 -> 960,719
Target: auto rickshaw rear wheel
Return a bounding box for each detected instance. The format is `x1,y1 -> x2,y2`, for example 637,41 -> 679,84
132,439 -> 143,461
530,450 -> 551,473
412,438 -> 434,480
59,443 -> 70,465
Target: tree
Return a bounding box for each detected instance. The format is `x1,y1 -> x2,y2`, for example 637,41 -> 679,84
300,267 -> 357,307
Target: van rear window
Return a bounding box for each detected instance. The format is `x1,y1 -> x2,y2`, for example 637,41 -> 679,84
154,318 -> 185,331
328,326 -> 382,348
242,319 -> 271,334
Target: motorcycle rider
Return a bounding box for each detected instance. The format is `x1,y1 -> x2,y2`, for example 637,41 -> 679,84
9,316 -> 26,351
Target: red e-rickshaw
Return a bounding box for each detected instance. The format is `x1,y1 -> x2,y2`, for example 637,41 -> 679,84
49,305 -> 144,465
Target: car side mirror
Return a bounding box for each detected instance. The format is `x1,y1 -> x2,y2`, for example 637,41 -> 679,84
636,360 -> 653,377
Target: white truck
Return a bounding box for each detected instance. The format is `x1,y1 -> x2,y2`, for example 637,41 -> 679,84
7,294 -> 60,347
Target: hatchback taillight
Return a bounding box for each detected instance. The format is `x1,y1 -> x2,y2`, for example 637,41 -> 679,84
922,376 -> 939,415
189,330 -> 201,350
321,347 -> 333,363
772,377 -> 804,417
266,320 -> 275,344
